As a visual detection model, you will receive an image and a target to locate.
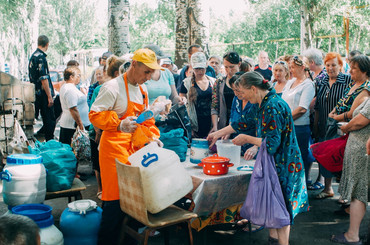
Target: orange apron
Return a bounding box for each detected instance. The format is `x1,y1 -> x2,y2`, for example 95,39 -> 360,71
89,73 -> 159,201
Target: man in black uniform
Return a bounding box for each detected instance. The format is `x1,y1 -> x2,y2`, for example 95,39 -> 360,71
29,35 -> 56,141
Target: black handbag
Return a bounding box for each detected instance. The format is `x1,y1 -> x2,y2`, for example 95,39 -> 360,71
156,104 -> 192,142
324,117 -> 339,140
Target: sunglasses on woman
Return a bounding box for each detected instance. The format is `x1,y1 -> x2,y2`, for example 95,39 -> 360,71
293,56 -> 304,66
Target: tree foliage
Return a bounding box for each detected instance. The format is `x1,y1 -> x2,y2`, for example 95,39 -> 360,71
130,1 -> 176,52
0,0 -> 369,79
206,0 -> 369,60
39,0 -> 107,66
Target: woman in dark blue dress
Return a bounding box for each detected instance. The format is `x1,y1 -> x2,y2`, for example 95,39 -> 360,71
208,71 -> 309,245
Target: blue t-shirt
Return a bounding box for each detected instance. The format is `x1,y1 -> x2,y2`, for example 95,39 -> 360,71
145,68 -> 175,104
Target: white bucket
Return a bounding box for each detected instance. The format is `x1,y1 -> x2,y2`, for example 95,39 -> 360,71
1,154 -> 46,206
216,140 -> 241,165
128,142 -> 193,214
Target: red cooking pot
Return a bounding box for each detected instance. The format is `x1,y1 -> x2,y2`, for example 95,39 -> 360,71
198,154 -> 234,175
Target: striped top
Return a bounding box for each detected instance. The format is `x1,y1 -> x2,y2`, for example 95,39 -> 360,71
314,72 -> 351,139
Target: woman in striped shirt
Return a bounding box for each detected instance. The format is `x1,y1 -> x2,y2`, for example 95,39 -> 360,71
314,52 -> 352,142
313,52 -> 351,198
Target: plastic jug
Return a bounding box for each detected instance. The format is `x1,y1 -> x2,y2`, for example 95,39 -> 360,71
216,140 -> 241,165
128,142 -> 193,214
60,199 -> 102,245
190,138 -> 209,163
12,204 -> 64,245
0,154 -> 46,206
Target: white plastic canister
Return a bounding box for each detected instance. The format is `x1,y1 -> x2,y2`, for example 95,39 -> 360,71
128,142 -> 193,214
0,154 -> 46,206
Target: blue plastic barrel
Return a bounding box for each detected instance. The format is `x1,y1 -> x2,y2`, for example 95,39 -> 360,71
60,200 -> 102,245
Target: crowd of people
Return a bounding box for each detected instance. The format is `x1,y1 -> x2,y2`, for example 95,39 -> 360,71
26,35 -> 369,245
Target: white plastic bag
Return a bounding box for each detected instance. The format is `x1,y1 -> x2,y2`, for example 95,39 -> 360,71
8,120 -> 28,154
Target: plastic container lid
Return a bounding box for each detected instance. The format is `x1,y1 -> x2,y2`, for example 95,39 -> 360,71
68,200 -> 98,215
7,154 -> 43,165
191,138 -> 209,147
35,214 -> 54,228
12,204 -> 52,221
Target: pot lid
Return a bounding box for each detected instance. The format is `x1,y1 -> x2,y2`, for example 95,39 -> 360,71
201,154 -> 229,164
68,199 -> 97,215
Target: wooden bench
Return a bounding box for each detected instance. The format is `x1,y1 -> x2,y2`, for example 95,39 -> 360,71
45,178 -> 86,203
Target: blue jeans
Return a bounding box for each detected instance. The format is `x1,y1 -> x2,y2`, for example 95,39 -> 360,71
295,125 -> 314,182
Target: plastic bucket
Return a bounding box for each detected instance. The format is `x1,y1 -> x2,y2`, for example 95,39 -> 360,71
216,140 -> 241,165
190,138 -> 209,163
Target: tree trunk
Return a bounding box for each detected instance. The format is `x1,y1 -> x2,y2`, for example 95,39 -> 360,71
299,3 -> 313,52
108,0 -> 130,56
175,0 -> 190,68
30,0 -> 41,51
175,0 -> 206,68
335,37 -> 339,53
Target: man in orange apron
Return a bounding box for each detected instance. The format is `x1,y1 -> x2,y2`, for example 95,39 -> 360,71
89,49 -> 162,245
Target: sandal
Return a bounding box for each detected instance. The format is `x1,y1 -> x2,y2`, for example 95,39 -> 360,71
315,191 -> 334,199
331,233 -> 362,244
232,219 -> 249,230
307,181 -> 324,190
97,191 -> 102,200
338,197 -> 349,204
232,220 -> 264,233
241,224 -> 264,233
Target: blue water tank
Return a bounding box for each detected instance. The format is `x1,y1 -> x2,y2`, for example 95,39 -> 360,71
60,199 -> 102,245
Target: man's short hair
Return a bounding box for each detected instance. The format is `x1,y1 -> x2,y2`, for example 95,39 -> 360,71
0,214 -> 40,245
37,35 -> 49,47
302,48 -> 324,66
187,44 -> 202,55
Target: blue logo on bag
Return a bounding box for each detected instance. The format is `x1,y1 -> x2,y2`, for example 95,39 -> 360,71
141,153 -> 158,167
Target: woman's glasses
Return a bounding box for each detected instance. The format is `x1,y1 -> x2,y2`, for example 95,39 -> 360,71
274,60 -> 287,65
293,56 -> 304,66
